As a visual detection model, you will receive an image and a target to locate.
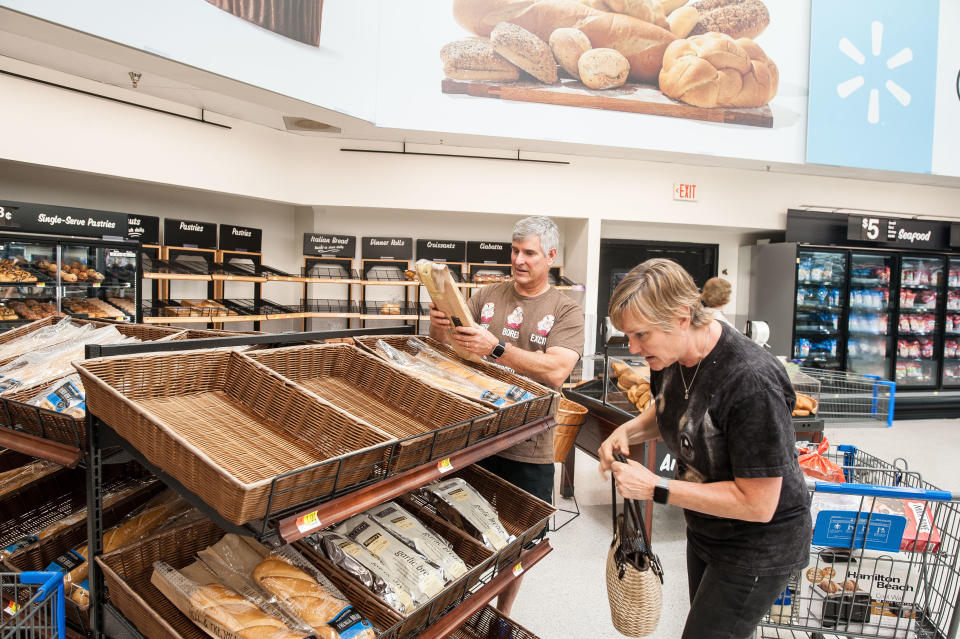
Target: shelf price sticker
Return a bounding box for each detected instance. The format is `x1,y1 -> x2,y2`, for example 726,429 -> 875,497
92,283 -> 101,288
437,458 -> 454,474
35,283 -> 44,288
296,511 -> 322,534
2,599 -> 19,617
512,562 -> 524,577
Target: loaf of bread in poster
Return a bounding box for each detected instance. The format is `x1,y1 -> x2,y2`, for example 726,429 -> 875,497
453,0 -> 676,82
689,0 -> 769,40
659,32 -> 777,107
441,38 -> 521,81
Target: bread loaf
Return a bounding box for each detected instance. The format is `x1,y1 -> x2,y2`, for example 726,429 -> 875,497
189,584 -> 306,639
604,0 -> 667,28
689,0 -> 769,39
658,33 -> 777,107
491,21 -> 558,83
441,38 -> 520,81
452,0 -> 675,82
658,0 -> 689,13
549,27 -> 592,78
253,558 -> 375,639
578,48 -> 630,89
666,5 -> 699,37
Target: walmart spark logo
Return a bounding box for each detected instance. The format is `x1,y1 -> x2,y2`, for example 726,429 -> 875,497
836,22 -> 913,124
806,0 -> 939,174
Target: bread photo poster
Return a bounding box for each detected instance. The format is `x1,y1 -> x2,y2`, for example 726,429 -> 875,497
374,0 -> 811,164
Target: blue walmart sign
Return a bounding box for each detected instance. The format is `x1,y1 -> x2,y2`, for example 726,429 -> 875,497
806,0 -> 940,173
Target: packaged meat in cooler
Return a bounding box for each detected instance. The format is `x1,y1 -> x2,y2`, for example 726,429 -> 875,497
876,313 -> 888,333
909,315 -> 922,333
908,340 -> 921,359
898,340 -> 910,358
944,340 -> 958,358
900,289 -> 916,308
916,290 -> 937,309
924,315 -> 937,333
920,339 -> 934,359
899,316 -> 911,332
798,259 -> 812,281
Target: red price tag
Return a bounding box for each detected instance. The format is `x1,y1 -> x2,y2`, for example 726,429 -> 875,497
437,458 -> 453,474
512,562 -> 524,577
3,599 -> 19,617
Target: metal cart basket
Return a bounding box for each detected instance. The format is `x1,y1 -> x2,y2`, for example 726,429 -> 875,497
0,571 -> 65,639
759,446 -> 960,639
798,368 -> 896,427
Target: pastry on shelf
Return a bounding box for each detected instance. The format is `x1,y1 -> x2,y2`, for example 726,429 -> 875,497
0,304 -> 18,320
381,303 -> 402,315
108,297 -> 137,316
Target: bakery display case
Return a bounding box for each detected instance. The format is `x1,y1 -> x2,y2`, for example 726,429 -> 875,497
0,232 -> 142,326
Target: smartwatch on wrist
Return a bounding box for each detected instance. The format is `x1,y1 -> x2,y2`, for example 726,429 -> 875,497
653,477 -> 670,504
491,341 -> 506,359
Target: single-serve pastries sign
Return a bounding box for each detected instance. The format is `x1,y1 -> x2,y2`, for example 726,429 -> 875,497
441,0 -> 779,126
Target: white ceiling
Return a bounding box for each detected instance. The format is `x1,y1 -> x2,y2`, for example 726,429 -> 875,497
1,6 -> 959,194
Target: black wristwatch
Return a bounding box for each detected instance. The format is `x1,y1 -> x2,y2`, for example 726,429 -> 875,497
491,341 -> 506,359
653,477 -> 670,504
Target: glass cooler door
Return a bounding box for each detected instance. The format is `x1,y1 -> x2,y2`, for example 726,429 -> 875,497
943,257 -> 960,388
895,255 -> 943,388
845,252 -> 893,379
793,249 -> 847,369
60,244 -> 136,321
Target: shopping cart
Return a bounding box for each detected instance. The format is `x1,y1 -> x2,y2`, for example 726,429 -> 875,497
759,446 -> 960,639
798,368 -> 896,427
0,572 -> 65,639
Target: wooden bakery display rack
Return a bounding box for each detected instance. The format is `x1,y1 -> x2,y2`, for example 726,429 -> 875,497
75,326 -> 560,639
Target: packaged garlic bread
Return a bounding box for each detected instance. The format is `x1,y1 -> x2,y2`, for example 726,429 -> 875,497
421,477 -> 514,551
367,501 -> 468,582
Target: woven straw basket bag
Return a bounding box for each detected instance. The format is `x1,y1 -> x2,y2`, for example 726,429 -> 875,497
606,464 -> 662,637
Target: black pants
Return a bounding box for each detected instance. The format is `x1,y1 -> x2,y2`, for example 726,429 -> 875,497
683,540 -> 790,639
477,455 -> 554,505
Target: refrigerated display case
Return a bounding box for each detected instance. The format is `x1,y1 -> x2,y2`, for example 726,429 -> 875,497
942,258 -> 960,388
846,252 -> 893,379
792,248 -> 846,369
0,232 -> 141,326
895,255 -> 944,388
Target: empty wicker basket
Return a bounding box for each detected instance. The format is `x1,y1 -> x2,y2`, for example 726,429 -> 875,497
553,398 -> 587,464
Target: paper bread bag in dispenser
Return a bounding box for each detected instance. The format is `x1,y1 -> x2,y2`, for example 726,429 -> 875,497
416,259 -> 480,362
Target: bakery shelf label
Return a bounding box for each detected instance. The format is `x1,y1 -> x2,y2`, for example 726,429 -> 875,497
417,239 -> 465,262
437,458 -> 453,473
362,237 -> 412,260
512,562 -> 524,577
127,214 -> 160,244
304,233 -> 356,257
0,200 -> 127,239
219,224 -> 262,253
296,510 -> 322,534
467,241 -> 511,264
164,218 -> 217,249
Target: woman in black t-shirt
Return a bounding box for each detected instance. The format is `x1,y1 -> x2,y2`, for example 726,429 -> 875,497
598,259 -> 811,639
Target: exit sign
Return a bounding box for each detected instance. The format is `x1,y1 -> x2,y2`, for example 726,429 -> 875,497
673,183 -> 697,201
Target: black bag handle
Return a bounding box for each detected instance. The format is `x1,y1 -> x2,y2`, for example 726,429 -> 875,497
611,452 -> 664,582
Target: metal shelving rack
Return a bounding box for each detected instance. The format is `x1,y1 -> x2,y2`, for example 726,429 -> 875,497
81,326 -> 557,639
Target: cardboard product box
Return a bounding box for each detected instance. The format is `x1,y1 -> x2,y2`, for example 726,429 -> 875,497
796,550 -> 920,638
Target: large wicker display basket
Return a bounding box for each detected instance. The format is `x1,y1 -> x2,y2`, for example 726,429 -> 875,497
450,605 -> 546,639
297,508 -> 496,639
354,335 -> 557,431
99,516 -> 402,639
248,344 -> 499,472
553,397 -> 588,463
74,349 -> 397,525
0,321 -> 186,446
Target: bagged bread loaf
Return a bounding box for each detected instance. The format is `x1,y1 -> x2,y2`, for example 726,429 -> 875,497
333,514 -> 445,606
420,478 -> 514,551
408,338 -> 536,403
0,319 -> 89,362
367,501 -> 468,582
311,531 -> 415,614
27,374 -> 85,418
56,491 -> 191,605
0,460 -> 60,498
375,339 -> 510,406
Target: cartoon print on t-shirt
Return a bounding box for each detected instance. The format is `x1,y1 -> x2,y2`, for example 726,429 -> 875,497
479,302 -> 495,328
506,307 -> 523,329
536,315 -> 555,336
675,407 -> 716,485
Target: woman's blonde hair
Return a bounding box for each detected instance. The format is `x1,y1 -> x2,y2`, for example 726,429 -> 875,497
701,277 -> 732,309
608,258 -> 712,332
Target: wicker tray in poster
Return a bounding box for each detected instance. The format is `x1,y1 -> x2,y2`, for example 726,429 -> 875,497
297,508 -> 495,638
74,349 -> 397,525
2,476 -> 162,632
404,464 -> 556,574
247,344 -> 499,472
354,335 -> 556,430
0,321 -> 187,446
450,605 -> 545,639
99,517 -> 399,639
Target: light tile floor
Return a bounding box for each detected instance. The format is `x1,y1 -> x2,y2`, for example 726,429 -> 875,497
506,419 -> 960,638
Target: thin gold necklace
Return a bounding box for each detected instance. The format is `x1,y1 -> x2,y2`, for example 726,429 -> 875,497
678,327 -> 710,400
